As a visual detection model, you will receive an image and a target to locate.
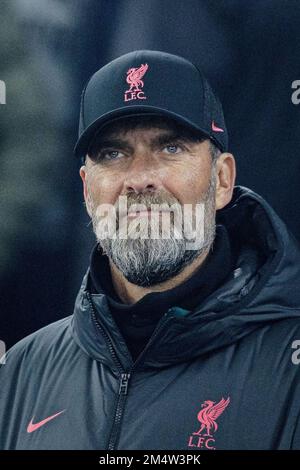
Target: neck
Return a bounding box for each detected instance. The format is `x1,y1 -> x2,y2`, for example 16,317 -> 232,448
108,247 -> 211,304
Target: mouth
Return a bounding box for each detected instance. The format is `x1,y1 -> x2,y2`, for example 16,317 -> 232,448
127,209 -> 171,219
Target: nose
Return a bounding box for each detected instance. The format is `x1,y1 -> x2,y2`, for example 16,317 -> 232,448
122,153 -> 159,194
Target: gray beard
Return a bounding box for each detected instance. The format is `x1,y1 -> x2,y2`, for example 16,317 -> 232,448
91,171 -> 217,287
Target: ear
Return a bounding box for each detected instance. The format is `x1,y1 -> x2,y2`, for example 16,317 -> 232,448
79,164 -> 93,217
215,153 -> 236,210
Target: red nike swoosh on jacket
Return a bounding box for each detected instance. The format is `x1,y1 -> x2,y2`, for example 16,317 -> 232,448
27,410 -> 66,433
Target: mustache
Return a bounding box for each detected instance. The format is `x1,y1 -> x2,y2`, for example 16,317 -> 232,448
116,193 -> 181,218
125,192 -> 178,206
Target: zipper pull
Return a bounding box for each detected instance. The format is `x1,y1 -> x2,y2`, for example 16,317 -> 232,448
119,373 -> 131,395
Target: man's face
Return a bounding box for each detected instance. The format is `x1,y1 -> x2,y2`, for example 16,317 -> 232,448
80,116 -> 225,287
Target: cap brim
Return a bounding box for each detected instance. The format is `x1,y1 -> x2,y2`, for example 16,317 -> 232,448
73,105 -> 215,159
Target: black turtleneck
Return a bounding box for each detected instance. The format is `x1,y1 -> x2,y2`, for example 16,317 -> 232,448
88,224 -> 234,361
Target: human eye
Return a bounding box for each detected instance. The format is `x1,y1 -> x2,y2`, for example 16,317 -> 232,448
162,142 -> 185,154
97,149 -> 125,161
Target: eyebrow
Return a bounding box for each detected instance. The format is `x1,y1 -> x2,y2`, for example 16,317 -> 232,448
90,131 -> 202,154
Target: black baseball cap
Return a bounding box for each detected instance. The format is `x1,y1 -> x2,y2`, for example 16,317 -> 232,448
74,50 -> 228,160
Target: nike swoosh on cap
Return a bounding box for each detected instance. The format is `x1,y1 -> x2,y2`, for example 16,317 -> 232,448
27,410 -> 66,433
211,120 -> 224,132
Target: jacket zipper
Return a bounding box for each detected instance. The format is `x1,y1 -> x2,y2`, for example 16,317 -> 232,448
86,291 -> 170,450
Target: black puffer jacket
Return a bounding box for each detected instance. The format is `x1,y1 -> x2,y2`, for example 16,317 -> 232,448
1,185 -> 300,450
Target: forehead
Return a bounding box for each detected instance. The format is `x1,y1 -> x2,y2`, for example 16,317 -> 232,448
91,115 -> 206,142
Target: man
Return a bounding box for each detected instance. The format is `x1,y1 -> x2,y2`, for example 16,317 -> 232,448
1,50 -> 300,450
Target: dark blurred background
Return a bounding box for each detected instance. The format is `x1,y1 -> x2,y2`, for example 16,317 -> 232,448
1,0 -> 299,349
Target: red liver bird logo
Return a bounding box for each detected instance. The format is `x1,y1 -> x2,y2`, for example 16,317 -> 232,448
125,63 -> 149,93
193,397 -> 230,437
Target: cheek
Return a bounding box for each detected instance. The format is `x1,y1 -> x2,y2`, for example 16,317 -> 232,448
165,162 -> 211,204
86,168 -> 122,206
